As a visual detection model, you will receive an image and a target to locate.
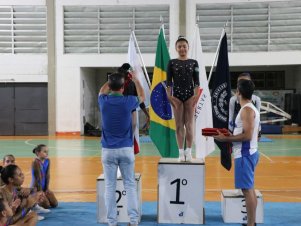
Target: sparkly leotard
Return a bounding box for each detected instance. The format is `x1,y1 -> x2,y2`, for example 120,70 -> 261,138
166,59 -> 200,102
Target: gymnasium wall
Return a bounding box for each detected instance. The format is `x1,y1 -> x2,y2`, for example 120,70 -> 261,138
187,0 -> 301,67
0,0 -> 47,83
54,0 -> 180,133
1,0 -> 301,133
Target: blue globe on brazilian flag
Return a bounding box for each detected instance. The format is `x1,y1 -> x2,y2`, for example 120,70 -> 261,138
149,27 -> 178,158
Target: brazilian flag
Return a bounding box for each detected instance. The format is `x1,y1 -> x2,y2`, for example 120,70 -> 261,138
149,27 -> 178,157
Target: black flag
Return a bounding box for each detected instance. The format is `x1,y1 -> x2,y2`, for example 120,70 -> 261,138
211,33 -> 232,171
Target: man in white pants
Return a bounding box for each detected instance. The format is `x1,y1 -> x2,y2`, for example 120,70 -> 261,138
98,71 -> 145,226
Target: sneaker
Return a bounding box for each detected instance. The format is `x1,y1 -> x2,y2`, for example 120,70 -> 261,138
38,215 -> 45,221
178,149 -> 185,162
33,204 -> 51,214
184,149 -> 192,162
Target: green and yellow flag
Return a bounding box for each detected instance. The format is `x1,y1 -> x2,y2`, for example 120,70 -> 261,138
149,27 -> 178,157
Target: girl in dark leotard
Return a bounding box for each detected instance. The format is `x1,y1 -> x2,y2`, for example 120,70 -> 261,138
166,36 -> 200,162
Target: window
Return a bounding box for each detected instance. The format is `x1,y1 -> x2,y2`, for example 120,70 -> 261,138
0,6 -> 47,54
63,5 -> 169,54
196,1 -> 301,52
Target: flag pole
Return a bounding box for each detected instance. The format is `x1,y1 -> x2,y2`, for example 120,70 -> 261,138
160,15 -> 166,39
208,21 -> 228,83
131,30 -> 151,88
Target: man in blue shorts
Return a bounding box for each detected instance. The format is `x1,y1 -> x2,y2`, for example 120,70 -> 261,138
215,79 -> 260,226
98,71 -> 145,226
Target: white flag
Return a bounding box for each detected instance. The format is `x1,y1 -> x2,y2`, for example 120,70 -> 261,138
127,31 -> 150,107
127,31 -> 151,154
191,25 -> 215,159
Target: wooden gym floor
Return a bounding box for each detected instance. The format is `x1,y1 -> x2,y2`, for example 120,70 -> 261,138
0,135 -> 300,203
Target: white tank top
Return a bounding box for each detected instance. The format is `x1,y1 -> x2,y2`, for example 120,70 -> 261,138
233,102 -> 260,159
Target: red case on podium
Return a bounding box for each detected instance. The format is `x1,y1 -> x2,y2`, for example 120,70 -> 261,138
202,128 -> 230,137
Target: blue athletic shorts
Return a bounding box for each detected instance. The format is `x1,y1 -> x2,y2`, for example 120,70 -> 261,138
235,151 -> 259,189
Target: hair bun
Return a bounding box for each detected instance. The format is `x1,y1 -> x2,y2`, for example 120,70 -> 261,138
176,35 -> 189,44
178,35 -> 187,40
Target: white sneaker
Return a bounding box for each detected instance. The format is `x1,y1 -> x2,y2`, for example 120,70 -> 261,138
185,149 -> 192,162
33,204 -> 51,214
38,215 -> 45,221
178,149 -> 185,162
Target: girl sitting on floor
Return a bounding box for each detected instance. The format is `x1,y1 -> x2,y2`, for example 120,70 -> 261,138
0,154 -> 49,220
0,155 -> 15,187
0,165 -> 39,226
31,145 -> 58,209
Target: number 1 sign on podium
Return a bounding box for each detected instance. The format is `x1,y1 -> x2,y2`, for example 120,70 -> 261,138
158,158 -> 205,224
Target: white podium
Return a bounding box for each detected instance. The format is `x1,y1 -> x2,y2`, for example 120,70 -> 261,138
221,189 -> 264,223
97,173 -> 142,223
158,158 -> 205,224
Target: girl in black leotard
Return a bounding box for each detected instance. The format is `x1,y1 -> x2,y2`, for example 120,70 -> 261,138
166,36 -> 200,162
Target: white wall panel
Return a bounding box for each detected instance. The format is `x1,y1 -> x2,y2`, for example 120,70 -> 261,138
0,1 -> 47,83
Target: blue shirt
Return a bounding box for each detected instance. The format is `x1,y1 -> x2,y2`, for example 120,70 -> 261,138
98,94 -> 139,149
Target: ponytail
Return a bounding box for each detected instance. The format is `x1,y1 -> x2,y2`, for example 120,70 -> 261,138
32,144 -> 46,155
